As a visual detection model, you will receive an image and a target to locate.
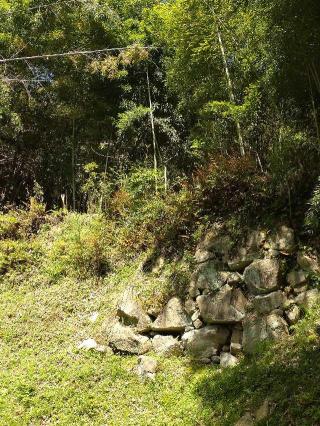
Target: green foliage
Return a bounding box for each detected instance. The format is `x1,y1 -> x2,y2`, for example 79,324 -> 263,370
116,105 -> 150,134
0,214 -> 19,239
42,214 -> 111,281
0,239 -> 39,275
305,177 -> 320,233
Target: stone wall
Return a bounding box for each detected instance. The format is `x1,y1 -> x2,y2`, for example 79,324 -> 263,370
108,225 -> 320,367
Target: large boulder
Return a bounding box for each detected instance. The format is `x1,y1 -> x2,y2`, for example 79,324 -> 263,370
197,285 -> 247,324
117,288 -> 152,333
243,259 -> 282,295
152,335 -> 182,356
182,326 -> 229,359
252,291 -> 284,314
151,297 -> 192,333
109,322 -> 151,354
243,313 -> 289,353
189,262 -> 225,298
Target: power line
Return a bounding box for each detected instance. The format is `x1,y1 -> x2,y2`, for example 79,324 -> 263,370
0,45 -> 156,64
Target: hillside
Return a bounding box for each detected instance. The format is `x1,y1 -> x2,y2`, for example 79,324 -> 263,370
1,208 -> 320,425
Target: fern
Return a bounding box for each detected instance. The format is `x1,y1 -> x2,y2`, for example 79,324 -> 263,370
305,177 -> 320,232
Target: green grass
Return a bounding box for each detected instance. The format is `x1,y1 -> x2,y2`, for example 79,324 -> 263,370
1,213 -> 320,425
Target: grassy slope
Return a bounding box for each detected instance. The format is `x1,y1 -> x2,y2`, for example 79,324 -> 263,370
1,214 -> 320,425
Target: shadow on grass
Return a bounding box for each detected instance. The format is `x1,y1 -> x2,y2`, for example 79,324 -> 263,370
189,341 -> 320,425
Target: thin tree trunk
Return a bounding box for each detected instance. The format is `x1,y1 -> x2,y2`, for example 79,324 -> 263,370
146,68 -> 158,193
71,118 -> 76,211
217,28 -> 245,157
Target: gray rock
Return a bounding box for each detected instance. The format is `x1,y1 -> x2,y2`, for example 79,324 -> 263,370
287,270 -> 307,288
184,299 -> 197,316
151,297 -> 192,333
269,226 -> 295,254
219,271 -> 243,285
285,304 -> 300,325
220,352 -> 239,368
295,289 -> 319,309
227,229 -> 266,272
230,343 -> 242,356
252,291 -> 284,314
194,230 -> 232,264
109,322 -> 151,354
211,355 -> 221,365
197,285 -> 247,324
182,326 -> 229,359
135,356 -> 158,380
152,335 -> 182,356
243,313 -> 289,353
297,252 -> 320,275
227,250 -> 257,272
243,259 -> 281,295
77,338 -> 107,353
194,319 -> 203,329
189,261 -> 225,298
117,288 -> 152,333
230,327 -> 243,355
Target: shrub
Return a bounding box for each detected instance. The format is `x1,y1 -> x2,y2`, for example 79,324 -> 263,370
0,239 -> 39,275
0,214 -> 20,239
43,214 -> 112,281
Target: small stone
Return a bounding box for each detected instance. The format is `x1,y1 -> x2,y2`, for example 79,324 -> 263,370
220,352 -> 239,368
88,312 -> 99,323
222,345 -> 230,352
230,343 -> 242,355
211,355 -> 221,365
78,338 -> 99,350
191,311 -> 200,322
136,356 -> 158,380
194,319 -> 203,329
184,299 -> 197,316
285,304 -> 300,325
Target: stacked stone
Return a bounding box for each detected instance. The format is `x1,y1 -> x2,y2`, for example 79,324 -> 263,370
107,225 -> 320,367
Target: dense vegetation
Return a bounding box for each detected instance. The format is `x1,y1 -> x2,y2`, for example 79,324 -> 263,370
1,1 -> 320,425
1,0 -> 320,225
